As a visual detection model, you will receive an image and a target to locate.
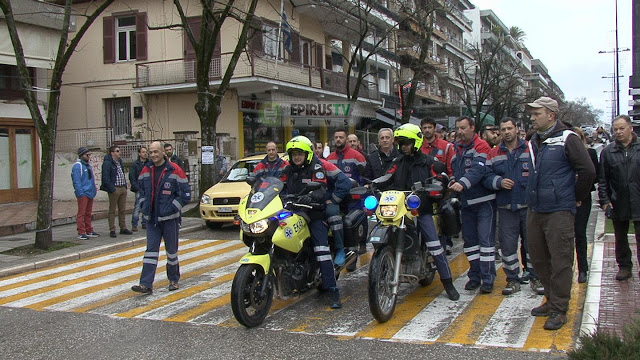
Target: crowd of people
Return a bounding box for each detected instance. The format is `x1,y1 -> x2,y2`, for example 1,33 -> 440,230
69,95 -> 637,331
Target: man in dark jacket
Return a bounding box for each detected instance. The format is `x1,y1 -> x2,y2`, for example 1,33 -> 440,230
450,116 -> 497,294
376,124 -> 459,301
483,118 -> 542,296
101,145 -> 132,238
131,141 -> 191,294
129,146 -> 149,231
598,115 -> 640,281
365,128 -> 399,180
526,96 -> 595,331
163,143 -> 185,170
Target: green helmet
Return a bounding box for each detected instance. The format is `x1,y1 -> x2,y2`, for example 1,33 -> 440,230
286,136 -> 314,165
394,123 -> 423,152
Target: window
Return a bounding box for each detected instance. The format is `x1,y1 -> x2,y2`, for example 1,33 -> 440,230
301,39 -> 311,66
116,16 -> 136,62
263,23 -> 282,59
0,65 -> 34,100
103,13 -> 147,64
106,97 -> 132,140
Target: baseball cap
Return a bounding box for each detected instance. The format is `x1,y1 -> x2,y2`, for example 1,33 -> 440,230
436,124 -> 445,132
527,96 -> 559,113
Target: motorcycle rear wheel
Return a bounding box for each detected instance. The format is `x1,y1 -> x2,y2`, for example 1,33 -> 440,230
231,264 -> 273,328
368,245 -> 397,323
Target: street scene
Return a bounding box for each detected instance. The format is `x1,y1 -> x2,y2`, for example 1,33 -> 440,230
1,0 -> 640,358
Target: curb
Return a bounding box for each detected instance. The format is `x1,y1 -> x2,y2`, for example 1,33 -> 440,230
0,223 -> 206,278
579,207 -> 606,338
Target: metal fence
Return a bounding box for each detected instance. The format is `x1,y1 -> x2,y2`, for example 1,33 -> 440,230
57,128 -> 113,153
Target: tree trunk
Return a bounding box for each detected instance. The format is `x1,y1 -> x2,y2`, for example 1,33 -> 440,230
35,128 -> 55,249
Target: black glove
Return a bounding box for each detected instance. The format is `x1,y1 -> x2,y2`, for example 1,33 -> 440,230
297,195 -> 312,205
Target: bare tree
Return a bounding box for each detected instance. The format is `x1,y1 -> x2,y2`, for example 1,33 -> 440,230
455,27 -> 524,131
390,0 -> 449,123
166,0 -> 258,197
321,0 -> 397,102
557,97 -> 603,127
0,0 -> 114,249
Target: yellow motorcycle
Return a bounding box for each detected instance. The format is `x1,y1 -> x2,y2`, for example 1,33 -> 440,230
364,175 -> 443,322
231,176 -> 355,327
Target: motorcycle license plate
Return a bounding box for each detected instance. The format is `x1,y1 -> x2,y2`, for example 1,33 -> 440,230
218,206 -> 233,213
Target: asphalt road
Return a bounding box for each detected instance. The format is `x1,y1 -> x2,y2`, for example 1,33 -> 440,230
0,223 -> 585,359
0,306 -> 564,360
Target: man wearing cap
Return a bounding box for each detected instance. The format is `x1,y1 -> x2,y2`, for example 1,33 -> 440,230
526,96 -> 595,330
72,147 -> 99,240
481,125 -> 500,148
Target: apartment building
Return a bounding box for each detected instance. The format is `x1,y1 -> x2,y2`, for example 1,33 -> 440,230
57,0 -> 398,160
0,0 -> 68,204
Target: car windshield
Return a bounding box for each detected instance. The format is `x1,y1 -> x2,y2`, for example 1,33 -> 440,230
223,160 -> 261,182
248,177 -> 284,210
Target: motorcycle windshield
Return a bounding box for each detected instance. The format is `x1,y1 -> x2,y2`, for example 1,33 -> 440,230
248,177 -> 284,210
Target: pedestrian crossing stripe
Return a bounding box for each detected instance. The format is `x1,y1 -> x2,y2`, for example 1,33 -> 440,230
0,239 -> 588,353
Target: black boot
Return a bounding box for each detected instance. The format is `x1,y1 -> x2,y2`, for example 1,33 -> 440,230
329,287 -> 342,309
442,278 -> 460,301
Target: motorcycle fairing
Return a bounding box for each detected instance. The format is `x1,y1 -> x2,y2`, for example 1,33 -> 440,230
239,177 -> 284,224
376,190 -> 409,223
238,253 -> 271,274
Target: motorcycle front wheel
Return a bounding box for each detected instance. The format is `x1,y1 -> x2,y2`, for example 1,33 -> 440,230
368,245 -> 397,323
231,264 -> 274,328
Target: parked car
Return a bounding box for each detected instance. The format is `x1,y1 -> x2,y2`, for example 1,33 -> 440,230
200,153 -> 285,228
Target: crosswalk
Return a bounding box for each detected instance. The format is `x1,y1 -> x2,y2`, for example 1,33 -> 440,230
0,238 -> 586,353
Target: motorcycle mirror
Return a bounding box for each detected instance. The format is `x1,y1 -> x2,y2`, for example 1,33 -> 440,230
432,161 -> 446,175
246,175 -> 257,186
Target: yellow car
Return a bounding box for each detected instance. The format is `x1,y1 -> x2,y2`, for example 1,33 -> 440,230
200,153 -> 285,228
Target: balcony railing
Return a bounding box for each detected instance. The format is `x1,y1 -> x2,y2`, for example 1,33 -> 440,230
136,51 -> 380,101
445,1 -> 473,27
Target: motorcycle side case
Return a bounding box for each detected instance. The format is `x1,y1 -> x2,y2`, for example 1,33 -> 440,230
343,209 -> 367,248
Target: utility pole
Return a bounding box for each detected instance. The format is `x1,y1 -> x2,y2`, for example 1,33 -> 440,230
615,0 -> 621,116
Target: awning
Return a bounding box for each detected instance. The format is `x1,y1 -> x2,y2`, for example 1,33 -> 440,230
376,107 -> 421,127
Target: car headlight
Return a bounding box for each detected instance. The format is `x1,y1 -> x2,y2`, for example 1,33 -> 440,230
379,205 -> 398,217
249,219 -> 269,234
201,194 -> 211,204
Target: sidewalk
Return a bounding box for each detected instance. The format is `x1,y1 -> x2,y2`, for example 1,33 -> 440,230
0,197 -> 135,237
0,200 -> 204,277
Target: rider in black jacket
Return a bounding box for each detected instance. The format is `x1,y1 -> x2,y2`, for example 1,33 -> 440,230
375,124 -> 460,301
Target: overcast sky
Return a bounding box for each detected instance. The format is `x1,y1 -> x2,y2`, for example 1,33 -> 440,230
471,0 -> 633,125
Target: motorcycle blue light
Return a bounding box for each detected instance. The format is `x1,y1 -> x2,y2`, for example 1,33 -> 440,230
364,195 -> 379,211
277,211 -> 293,220
406,194 -> 421,210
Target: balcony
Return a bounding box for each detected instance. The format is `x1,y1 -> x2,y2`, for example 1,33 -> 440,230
444,1 -> 473,30
135,51 -> 379,101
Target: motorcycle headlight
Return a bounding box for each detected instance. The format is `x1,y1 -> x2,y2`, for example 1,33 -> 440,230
249,219 -> 269,234
201,194 -> 211,204
380,205 -> 398,217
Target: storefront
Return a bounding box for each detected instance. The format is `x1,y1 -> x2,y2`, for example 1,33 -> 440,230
237,97 -> 365,155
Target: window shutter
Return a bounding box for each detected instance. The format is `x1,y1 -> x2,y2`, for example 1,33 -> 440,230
184,16 -> 202,60
290,32 -> 300,63
103,16 -> 115,64
248,18 -> 263,53
135,12 -> 148,60
325,54 -> 332,70
315,43 -> 323,70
